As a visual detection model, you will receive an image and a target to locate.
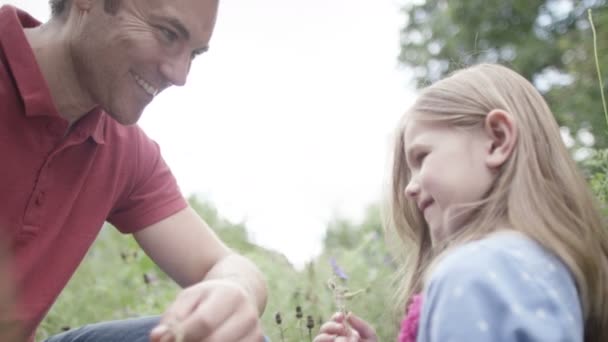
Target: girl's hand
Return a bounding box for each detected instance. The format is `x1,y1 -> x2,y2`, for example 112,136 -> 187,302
313,312 -> 378,342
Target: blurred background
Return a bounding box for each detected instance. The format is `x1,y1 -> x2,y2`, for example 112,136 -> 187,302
2,0 -> 607,340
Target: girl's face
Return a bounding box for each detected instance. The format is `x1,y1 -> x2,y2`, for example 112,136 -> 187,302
403,118 -> 497,244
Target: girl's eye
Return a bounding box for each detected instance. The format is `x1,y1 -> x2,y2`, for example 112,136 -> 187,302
159,27 -> 178,42
416,152 -> 428,165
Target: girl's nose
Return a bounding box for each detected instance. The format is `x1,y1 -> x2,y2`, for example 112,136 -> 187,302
404,179 -> 420,198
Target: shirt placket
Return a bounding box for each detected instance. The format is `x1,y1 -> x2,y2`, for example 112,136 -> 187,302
18,124 -> 88,241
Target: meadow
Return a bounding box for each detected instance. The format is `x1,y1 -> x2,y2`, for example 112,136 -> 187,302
36,198 -> 399,341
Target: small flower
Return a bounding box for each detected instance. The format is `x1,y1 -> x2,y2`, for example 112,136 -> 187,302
330,257 -> 349,280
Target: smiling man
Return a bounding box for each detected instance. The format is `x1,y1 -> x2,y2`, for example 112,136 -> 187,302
0,0 -> 268,341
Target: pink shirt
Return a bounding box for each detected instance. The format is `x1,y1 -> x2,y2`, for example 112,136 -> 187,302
0,6 -> 187,339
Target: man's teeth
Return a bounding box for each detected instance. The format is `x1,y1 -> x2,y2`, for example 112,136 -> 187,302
133,73 -> 158,96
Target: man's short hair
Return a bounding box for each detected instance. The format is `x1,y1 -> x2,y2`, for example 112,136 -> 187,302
49,0 -> 120,17
49,0 -> 68,17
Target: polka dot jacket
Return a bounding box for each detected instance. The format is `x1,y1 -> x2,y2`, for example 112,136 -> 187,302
416,231 -> 584,342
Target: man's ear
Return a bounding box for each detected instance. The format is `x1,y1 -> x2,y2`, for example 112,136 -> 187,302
484,109 -> 517,169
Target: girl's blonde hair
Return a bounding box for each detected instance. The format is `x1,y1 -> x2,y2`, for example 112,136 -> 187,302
385,63 -> 608,341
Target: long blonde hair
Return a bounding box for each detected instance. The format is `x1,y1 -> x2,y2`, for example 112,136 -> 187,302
385,63 -> 608,341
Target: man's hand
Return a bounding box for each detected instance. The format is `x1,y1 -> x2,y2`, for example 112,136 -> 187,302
149,279 -> 264,342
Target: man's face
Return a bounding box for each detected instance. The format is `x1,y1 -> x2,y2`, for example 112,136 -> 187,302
69,0 -> 218,125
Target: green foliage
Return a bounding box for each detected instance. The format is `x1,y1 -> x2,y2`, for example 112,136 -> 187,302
581,149 -> 608,211
399,0 -> 608,146
37,197 -> 398,341
323,205 -> 383,250
188,195 -> 252,251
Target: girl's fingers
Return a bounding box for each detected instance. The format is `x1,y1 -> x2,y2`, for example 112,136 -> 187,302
313,333 -> 337,342
346,313 -> 377,340
330,312 -> 346,322
318,321 -> 348,336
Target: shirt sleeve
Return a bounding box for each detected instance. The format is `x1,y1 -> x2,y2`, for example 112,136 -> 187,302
107,127 -> 188,233
417,238 -> 584,342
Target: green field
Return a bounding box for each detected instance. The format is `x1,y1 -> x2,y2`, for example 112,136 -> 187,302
36,198 -> 398,341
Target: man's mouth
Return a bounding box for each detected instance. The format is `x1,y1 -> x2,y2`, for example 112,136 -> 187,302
131,72 -> 159,97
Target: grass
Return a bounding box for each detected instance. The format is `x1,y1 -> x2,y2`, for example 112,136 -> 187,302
36,211 -> 397,341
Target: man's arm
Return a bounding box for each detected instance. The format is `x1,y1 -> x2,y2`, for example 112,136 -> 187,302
133,206 -> 267,314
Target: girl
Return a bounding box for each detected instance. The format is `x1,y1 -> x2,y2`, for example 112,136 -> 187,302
314,63 -> 608,341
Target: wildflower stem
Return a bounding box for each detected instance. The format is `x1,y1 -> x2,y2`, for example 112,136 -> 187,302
588,9 -> 608,129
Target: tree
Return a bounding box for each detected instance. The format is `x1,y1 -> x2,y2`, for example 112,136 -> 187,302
399,0 -> 608,147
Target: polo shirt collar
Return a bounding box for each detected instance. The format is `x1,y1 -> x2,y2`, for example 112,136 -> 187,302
0,5 -> 107,145
82,107 -> 107,144
0,6 -> 56,119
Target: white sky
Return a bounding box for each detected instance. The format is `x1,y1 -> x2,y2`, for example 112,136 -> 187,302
6,0 -> 415,269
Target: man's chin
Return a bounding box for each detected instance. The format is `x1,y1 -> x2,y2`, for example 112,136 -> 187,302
107,109 -> 144,126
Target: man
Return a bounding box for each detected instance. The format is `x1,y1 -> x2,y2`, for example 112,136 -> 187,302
0,0 -> 268,341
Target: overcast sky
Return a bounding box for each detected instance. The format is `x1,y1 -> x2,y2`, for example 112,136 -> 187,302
5,0 -> 415,268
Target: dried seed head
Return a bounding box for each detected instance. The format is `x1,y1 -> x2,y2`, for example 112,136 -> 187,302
275,312 -> 282,325
296,306 -> 303,319
306,315 -> 314,329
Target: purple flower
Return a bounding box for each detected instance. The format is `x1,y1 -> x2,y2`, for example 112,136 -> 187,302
330,257 -> 349,280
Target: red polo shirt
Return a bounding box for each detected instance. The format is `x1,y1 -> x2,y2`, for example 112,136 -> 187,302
0,6 -> 188,339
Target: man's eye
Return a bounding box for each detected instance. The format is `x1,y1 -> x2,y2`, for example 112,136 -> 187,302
159,27 -> 178,42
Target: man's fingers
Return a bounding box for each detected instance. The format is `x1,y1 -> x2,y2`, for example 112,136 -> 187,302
177,289 -> 252,341
150,288 -> 205,342
160,288 -> 203,324
194,309 -> 262,342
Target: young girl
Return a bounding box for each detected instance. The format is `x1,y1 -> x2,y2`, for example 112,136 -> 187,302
314,63 -> 608,342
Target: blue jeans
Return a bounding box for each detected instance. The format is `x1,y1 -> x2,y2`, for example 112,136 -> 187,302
44,316 -> 271,341
45,316 -> 160,342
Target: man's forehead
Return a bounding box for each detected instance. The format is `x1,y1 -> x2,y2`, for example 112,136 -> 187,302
143,0 -> 218,27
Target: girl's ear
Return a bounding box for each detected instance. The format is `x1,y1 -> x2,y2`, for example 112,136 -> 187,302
484,109 -> 517,169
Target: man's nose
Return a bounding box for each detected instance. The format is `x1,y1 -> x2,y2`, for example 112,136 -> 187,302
160,53 -> 191,87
